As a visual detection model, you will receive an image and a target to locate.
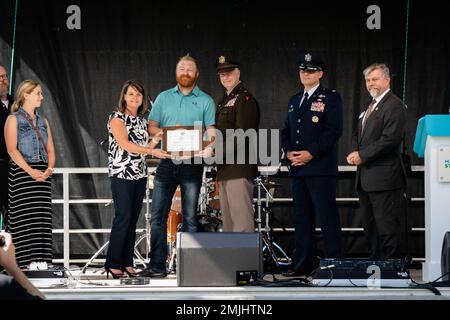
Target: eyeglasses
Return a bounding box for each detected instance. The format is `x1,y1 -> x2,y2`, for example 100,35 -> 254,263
0,74 -> 8,80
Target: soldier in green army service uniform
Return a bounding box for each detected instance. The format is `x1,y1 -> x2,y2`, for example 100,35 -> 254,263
214,56 -> 260,232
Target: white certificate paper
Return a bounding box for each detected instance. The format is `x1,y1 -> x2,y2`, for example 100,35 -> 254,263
166,129 -> 201,152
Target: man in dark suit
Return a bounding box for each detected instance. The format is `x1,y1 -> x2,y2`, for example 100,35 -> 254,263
281,53 -> 343,276
0,65 -> 13,224
214,56 -> 260,232
347,63 -> 407,260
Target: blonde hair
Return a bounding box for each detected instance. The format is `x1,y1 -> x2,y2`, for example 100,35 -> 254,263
117,80 -> 149,116
11,80 -> 41,112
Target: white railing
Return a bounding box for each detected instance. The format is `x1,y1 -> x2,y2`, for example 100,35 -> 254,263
52,165 -> 425,267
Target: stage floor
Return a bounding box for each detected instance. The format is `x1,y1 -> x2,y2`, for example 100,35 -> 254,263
33,268 -> 450,300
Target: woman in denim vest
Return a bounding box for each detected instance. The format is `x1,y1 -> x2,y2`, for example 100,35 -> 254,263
4,80 -> 55,269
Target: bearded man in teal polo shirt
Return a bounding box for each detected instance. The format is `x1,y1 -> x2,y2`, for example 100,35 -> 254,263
142,55 -> 216,278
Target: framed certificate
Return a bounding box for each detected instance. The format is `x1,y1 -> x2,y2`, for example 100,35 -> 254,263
162,126 -> 203,155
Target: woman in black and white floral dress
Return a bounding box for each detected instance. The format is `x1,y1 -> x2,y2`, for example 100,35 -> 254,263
105,80 -> 167,279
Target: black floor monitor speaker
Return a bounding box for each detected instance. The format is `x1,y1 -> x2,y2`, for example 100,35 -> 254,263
441,231 -> 450,281
176,232 -> 263,286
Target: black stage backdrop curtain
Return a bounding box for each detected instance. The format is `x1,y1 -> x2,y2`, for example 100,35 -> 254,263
0,0 -> 449,261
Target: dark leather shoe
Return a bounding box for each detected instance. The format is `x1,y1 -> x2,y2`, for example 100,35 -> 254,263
139,269 -> 167,278
105,267 -> 125,279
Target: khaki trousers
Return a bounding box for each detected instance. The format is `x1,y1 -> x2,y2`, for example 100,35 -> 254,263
218,178 -> 255,232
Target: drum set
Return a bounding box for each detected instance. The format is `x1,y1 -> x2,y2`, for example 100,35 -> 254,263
82,162 -> 291,274
146,166 -> 292,274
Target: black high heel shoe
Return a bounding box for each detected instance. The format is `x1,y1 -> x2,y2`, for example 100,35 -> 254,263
105,267 -> 125,279
123,267 -> 139,277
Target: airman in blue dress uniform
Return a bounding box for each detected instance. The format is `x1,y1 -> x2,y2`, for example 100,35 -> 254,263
281,53 -> 343,276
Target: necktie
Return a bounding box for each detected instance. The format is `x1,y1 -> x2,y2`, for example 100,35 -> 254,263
362,99 -> 376,131
299,92 -> 309,110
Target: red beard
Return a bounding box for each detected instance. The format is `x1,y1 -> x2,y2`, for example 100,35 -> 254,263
177,74 -> 197,88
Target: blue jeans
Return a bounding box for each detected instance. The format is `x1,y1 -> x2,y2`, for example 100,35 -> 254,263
105,177 -> 147,269
149,159 -> 203,272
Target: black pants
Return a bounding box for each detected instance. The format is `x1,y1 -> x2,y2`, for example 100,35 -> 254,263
291,176 -> 342,271
105,177 -> 147,269
357,187 -> 403,259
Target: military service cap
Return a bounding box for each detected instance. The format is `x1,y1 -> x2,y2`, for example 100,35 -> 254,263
216,55 -> 240,73
298,53 -> 327,72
